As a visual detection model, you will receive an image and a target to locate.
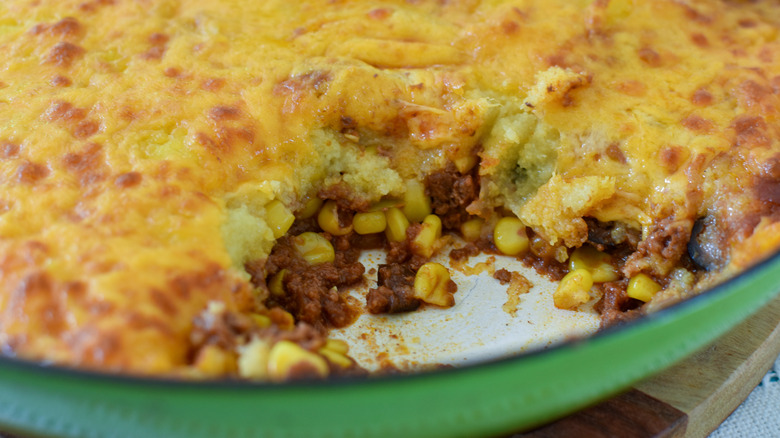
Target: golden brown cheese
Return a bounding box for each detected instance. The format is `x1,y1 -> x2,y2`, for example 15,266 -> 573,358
0,0 -> 777,376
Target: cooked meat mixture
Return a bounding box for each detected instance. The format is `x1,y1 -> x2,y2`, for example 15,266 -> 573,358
493,269 -> 513,285
585,218 -> 641,250
595,281 -> 643,328
264,236 -> 363,330
450,244 -> 481,262
366,264 -> 421,314
427,164 -> 480,230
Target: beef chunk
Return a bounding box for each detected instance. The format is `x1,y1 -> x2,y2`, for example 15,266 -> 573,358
366,264 -> 420,314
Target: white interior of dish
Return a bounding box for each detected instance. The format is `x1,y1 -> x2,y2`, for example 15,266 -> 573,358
331,244 -> 600,372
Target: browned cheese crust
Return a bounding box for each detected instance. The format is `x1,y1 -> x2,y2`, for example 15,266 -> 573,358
0,0 -> 777,378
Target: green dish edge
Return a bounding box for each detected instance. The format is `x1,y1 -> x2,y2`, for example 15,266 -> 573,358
0,251 -> 778,438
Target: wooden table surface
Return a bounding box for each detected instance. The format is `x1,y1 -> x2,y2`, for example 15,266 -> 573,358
518,293 -> 780,438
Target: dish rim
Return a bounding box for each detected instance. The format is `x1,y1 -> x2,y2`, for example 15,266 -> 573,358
0,248 -> 778,390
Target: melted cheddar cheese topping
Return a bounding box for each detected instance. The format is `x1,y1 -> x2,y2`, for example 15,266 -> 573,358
0,0 -> 778,375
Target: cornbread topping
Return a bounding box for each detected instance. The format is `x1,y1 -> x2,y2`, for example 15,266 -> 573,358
0,0 -> 779,379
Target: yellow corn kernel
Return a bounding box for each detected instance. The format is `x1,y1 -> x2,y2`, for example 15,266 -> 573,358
267,340 -> 329,381
460,217 -> 484,242
413,262 -> 456,307
322,338 -> 349,355
627,273 -> 662,302
292,232 -> 335,265
493,217 -> 529,256
569,246 -> 619,283
251,313 -> 272,328
411,214 -> 442,258
353,211 -> 387,235
453,154 -> 478,173
402,180 -> 432,223
554,269 -> 594,310
298,197 -> 323,219
318,339 -> 352,369
265,200 -> 295,239
319,350 -> 352,369
385,207 -> 410,242
268,269 -> 287,297
237,337 -> 271,379
194,345 -> 236,376
317,200 -> 352,236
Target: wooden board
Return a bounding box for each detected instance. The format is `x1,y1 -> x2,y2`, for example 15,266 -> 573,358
518,293 -> 780,438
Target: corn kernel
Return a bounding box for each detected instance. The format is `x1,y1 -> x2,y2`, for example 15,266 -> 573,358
411,214 -> 442,258
317,200 -> 352,236
569,246 -> 619,283
267,340 -> 329,381
460,217 -> 484,242
319,349 -> 352,369
318,339 -> 352,369
265,200 -> 295,239
402,180 -> 432,223
237,338 -> 271,379
385,207 -> 410,242
322,338 -> 349,355
453,154 -> 478,173
627,273 -> 662,302
298,197 -> 323,219
554,269 -> 593,310
413,262 -> 456,307
292,232 -> 335,265
194,345 -> 236,376
268,269 -> 287,297
251,313 -> 272,328
353,211 -> 387,235
493,217 -> 529,256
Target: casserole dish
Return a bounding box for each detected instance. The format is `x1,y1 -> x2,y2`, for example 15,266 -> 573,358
0,250 -> 777,438
0,0 -> 779,435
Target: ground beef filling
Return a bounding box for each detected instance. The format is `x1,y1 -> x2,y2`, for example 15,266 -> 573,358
189,307 -> 339,375
493,268 -> 512,285
386,237 -> 427,271
264,235 -> 364,330
426,162 -> 479,230
623,217 -> 693,278
286,216 -> 319,236
190,306 -> 256,352
366,264 -> 421,314
594,280 -> 643,328
521,253 -> 568,281
584,217 -> 641,250
259,166 -> 679,335
449,243 -> 480,262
